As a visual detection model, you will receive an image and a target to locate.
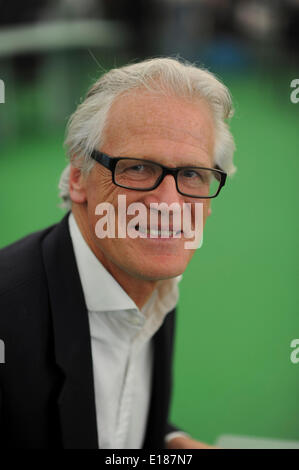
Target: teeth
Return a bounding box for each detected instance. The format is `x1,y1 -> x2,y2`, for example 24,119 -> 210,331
137,226 -> 181,237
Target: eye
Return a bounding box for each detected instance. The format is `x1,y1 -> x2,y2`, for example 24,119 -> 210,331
122,163 -> 158,177
183,170 -> 197,177
126,164 -> 146,173
179,168 -> 211,187
181,169 -> 203,180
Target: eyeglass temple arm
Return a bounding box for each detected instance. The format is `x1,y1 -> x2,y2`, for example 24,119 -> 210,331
214,164 -> 224,172
90,150 -> 112,170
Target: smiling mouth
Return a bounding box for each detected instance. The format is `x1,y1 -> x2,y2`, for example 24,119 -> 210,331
135,223 -> 182,238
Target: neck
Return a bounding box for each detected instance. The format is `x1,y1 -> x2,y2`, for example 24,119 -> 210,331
71,205 -> 158,311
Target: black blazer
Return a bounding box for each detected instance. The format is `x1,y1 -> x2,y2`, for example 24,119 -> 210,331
0,213 -> 180,449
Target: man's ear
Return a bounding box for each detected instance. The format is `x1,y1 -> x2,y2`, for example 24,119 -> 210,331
69,165 -> 87,204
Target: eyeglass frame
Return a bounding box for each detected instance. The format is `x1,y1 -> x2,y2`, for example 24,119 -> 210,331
90,149 -> 227,199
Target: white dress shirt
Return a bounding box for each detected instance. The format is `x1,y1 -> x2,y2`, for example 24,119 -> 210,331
68,212 -> 188,449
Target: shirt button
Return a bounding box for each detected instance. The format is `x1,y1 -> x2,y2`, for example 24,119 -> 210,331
130,316 -> 143,326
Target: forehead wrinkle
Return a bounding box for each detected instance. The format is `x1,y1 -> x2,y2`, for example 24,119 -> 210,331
103,91 -> 215,163
130,123 -> 207,142
125,124 -> 213,157
105,91 -> 214,135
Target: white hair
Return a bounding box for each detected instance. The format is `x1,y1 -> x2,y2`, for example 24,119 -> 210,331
59,57 -> 236,209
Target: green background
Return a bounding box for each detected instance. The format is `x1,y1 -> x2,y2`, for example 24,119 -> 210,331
0,61 -> 298,445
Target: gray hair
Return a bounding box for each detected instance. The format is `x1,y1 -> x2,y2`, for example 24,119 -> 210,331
59,57 -> 236,209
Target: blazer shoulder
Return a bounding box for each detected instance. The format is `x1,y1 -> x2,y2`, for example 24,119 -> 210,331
0,222 -> 57,297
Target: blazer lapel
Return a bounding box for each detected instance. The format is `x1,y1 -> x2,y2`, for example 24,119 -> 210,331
142,309 -> 175,448
42,213 -> 98,449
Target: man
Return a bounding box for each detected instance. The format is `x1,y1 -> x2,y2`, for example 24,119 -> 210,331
0,57 -> 236,449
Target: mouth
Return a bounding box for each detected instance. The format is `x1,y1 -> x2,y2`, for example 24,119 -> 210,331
135,223 -> 182,238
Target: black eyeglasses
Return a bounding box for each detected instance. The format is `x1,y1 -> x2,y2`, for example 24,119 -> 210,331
90,150 -> 227,198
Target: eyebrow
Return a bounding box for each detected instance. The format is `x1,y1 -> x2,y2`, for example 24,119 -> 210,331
140,156 -> 211,168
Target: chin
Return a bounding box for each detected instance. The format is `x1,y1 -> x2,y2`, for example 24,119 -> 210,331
132,260 -> 186,281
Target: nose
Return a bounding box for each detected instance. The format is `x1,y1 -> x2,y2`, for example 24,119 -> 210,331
142,174 -> 184,207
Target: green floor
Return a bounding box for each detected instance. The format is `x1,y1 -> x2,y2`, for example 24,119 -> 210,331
1,69 -> 299,445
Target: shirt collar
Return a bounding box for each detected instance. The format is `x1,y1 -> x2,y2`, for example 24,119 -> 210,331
68,212 -> 182,316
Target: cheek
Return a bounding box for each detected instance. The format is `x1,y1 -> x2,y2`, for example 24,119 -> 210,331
203,203 -> 210,222
86,175 -> 118,208
189,201 -> 209,225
